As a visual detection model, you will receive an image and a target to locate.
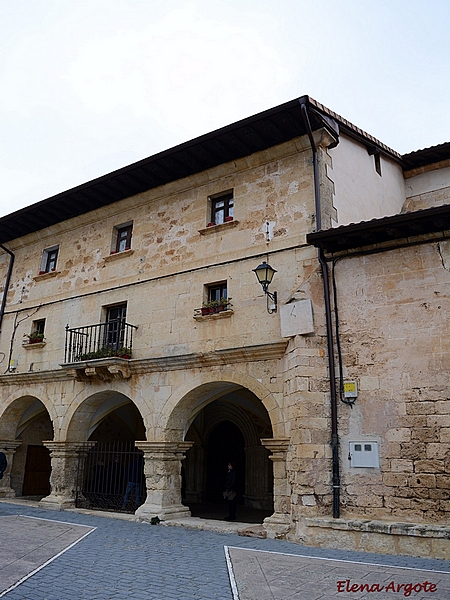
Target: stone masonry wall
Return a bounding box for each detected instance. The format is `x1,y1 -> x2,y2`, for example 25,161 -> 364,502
0,137 -> 317,376
331,240 -> 450,524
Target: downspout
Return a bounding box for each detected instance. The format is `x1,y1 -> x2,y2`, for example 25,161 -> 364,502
299,99 -> 340,518
0,244 -> 15,335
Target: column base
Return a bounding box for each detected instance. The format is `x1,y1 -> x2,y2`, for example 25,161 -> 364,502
39,494 -> 75,510
135,502 -> 191,522
263,513 -> 292,539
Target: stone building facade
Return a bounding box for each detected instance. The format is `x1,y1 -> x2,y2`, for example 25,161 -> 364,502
0,96 -> 448,558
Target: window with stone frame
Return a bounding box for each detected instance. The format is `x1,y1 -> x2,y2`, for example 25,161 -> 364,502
32,319 -> 46,337
209,191 -> 234,225
207,282 -> 228,303
104,303 -> 127,348
40,246 -> 59,274
113,223 -> 133,253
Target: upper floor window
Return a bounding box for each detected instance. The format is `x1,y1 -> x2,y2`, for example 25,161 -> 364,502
209,191 -> 233,226
374,153 -> 382,176
40,245 -> 59,274
24,318 -> 46,344
33,319 -> 46,336
112,223 -> 133,254
105,303 -> 127,347
198,281 -> 232,317
207,282 -> 228,303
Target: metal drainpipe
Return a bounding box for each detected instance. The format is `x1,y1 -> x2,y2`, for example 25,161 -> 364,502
299,100 -> 340,518
0,244 -> 15,335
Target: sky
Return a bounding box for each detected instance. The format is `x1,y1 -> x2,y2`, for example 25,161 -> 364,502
1,0 -> 450,218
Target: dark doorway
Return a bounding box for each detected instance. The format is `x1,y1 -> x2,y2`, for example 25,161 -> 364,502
22,445 -> 51,496
206,421 -> 245,503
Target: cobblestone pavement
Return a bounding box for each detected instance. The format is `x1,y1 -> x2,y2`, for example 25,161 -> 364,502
0,500 -> 448,600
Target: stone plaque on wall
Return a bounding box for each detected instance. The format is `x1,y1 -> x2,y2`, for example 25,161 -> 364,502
280,299 -> 314,338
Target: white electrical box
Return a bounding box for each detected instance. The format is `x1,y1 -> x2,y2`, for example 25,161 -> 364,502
349,441 -> 379,468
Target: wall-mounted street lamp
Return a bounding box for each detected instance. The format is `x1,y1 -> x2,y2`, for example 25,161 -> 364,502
253,261 -> 277,314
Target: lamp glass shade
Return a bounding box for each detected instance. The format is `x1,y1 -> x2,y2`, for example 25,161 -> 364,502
253,261 -> 277,288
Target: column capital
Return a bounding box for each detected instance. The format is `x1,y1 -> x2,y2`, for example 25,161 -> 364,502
0,440 -> 22,451
43,441 -> 96,456
135,441 -> 194,456
261,438 -> 290,457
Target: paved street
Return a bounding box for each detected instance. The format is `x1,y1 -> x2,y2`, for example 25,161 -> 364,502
0,500 -> 448,600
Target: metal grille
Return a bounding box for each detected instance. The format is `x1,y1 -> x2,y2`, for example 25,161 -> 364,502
75,441 -> 146,513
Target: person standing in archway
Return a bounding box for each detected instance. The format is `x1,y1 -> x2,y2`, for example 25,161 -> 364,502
223,461 -> 237,521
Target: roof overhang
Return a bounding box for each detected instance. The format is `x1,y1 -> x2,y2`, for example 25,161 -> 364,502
402,142 -> 450,171
1,95 -> 403,244
306,204 -> 450,254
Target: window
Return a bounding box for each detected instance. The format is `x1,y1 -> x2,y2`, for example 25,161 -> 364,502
374,153 -> 382,176
25,319 -> 46,344
207,283 -> 228,303
368,148 -> 382,176
33,319 -> 46,336
40,246 -> 59,274
105,304 -> 127,348
113,223 -> 133,253
210,191 -> 233,225
198,282 -> 232,317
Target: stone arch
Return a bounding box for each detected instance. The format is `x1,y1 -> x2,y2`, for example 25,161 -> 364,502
0,393 -> 56,440
64,387 -> 147,443
165,374 -> 277,516
161,369 -> 285,442
40,388 -> 148,512
0,395 -> 54,498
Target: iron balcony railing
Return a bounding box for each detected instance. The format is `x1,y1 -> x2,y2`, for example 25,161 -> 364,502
64,320 -> 138,363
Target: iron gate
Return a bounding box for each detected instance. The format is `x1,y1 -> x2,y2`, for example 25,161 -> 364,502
75,441 -> 146,513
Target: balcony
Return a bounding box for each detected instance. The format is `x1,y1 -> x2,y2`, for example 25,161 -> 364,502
63,321 -> 138,381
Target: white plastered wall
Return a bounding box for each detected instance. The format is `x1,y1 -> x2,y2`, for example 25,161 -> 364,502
328,134 -> 406,226
403,165 -> 450,211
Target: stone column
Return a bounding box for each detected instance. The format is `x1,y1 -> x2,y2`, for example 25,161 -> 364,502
40,441 -> 95,510
0,440 -> 22,498
135,441 -> 194,522
261,438 -> 291,539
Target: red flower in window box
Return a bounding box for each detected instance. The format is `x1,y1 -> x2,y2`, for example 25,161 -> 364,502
207,222 -> 215,227
110,250 -> 117,255
125,247 -> 130,251
225,216 -> 233,222
39,270 -> 45,275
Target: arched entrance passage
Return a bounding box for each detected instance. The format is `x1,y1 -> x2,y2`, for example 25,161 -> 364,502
0,396 -> 54,498
183,385 -> 274,522
206,421 -> 245,503
51,391 -> 146,513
